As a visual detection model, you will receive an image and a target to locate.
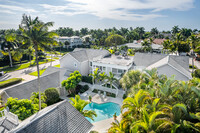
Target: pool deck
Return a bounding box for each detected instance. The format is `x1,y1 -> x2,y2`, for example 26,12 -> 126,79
85,92 -> 123,133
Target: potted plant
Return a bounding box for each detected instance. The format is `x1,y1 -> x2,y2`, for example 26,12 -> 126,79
89,95 -> 92,102
113,112 -> 117,120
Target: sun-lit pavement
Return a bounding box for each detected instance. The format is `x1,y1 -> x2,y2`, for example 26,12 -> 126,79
0,60 -> 60,82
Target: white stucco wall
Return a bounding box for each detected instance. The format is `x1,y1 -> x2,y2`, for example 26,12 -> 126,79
81,61 -> 89,76
60,54 -> 81,73
157,65 -> 189,81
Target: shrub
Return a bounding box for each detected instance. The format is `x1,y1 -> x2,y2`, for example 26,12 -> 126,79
82,76 -> 93,84
0,78 -> 22,88
192,69 -> 200,78
6,97 -> 38,120
189,64 -> 197,69
83,85 -> 89,91
123,93 -> 127,99
44,88 -> 60,105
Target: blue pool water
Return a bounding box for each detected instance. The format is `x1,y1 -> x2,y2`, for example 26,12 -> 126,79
83,102 -> 121,123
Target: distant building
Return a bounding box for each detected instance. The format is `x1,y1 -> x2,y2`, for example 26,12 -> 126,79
57,36 -> 83,48
153,39 -> 166,45
119,41 -> 163,53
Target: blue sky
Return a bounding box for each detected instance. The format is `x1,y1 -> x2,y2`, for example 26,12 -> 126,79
0,0 -> 199,31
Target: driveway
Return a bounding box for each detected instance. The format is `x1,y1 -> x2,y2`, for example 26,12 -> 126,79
0,60 -> 60,82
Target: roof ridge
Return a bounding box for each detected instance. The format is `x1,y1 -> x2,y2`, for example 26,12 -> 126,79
167,57 -> 191,79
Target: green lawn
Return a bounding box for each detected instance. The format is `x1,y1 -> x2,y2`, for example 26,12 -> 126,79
0,59 -> 55,73
54,64 -> 60,68
29,69 -> 46,76
29,64 -> 60,76
0,78 -> 23,88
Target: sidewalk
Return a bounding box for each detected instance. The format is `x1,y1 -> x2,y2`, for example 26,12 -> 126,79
0,60 -> 60,82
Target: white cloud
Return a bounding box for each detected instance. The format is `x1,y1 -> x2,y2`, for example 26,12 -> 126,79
0,4 -> 36,13
40,0 -> 194,21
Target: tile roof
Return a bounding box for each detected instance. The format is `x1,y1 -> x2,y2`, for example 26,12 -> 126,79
134,53 -> 167,67
141,53 -> 192,80
2,71 -> 60,100
153,39 -> 166,45
61,48 -> 110,62
10,100 -> 93,133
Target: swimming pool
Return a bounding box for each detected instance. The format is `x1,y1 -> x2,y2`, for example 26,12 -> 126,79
83,102 -> 121,123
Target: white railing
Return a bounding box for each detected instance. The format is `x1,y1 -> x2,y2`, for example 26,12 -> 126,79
0,108 -> 19,125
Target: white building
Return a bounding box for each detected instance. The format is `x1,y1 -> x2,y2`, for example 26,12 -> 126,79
59,48 -> 134,77
57,36 -> 83,48
59,48 -> 191,81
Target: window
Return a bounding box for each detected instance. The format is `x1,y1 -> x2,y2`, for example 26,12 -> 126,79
118,69 -> 123,73
90,62 -> 92,67
112,68 -> 117,74
103,67 -> 106,71
74,62 -> 77,67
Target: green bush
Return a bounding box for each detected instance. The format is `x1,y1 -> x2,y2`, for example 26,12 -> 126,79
123,93 -> 127,99
189,64 -> 197,69
192,69 -> 200,78
6,97 -> 38,120
82,76 -> 93,84
83,85 -> 89,91
0,78 -> 22,88
44,88 -> 60,105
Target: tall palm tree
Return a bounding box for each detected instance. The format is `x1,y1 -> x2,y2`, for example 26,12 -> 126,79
189,34 -> 199,73
0,33 -> 17,67
106,72 -> 117,89
69,95 -> 97,120
89,68 -> 101,85
172,26 -> 180,35
142,39 -> 152,52
26,47 -> 35,66
162,39 -> 171,53
18,14 -> 57,110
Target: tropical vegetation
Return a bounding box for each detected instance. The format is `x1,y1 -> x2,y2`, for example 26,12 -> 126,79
109,69 -> 200,133
69,95 -> 97,121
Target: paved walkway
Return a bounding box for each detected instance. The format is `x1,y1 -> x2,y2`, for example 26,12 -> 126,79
0,60 -> 60,82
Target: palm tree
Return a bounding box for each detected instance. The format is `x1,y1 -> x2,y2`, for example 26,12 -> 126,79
0,33 -> 17,67
162,39 -> 171,53
142,39 -> 152,52
18,14 -> 57,110
122,90 -> 151,119
189,34 -> 199,73
89,68 -> 101,85
69,95 -> 97,120
131,108 -> 167,133
108,120 -> 127,133
26,47 -> 35,66
106,72 -> 117,89
172,26 -> 180,35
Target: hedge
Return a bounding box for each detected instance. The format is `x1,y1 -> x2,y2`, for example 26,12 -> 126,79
82,76 -> 93,84
0,78 -> 22,88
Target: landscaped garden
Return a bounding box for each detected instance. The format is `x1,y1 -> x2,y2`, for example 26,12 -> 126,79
108,68 -> 200,133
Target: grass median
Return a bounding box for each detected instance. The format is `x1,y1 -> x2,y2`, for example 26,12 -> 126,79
0,59 -> 55,73
0,78 -> 23,89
